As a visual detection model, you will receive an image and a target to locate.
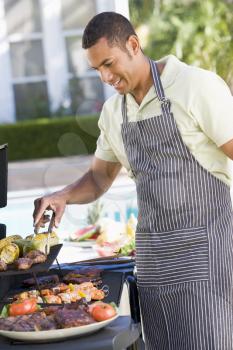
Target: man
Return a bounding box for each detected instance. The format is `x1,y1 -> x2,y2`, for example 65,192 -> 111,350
34,12 -> 233,349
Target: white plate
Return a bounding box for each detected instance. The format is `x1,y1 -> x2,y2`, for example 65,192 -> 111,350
64,241 -> 96,248
0,314 -> 119,342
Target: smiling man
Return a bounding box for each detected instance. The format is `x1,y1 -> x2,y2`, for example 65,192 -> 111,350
34,12 -> 233,349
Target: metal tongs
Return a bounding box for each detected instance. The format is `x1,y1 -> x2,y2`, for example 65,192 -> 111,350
34,211 -> 55,256
45,211 -> 55,256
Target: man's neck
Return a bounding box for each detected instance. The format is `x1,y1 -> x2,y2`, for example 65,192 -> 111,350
131,59 -> 165,105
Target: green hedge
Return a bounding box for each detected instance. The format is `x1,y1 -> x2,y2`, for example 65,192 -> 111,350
0,115 -> 100,161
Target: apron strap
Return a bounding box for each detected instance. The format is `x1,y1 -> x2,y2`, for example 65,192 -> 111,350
121,58 -> 171,123
149,58 -> 171,114
121,95 -> 128,123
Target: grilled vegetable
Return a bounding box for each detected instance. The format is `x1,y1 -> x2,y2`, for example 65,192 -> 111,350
14,232 -> 59,256
9,299 -> 38,316
0,235 -> 22,253
21,232 -> 59,255
0,243 -> 20,264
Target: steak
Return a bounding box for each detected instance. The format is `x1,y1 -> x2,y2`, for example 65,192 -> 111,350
54,307 -> 95,328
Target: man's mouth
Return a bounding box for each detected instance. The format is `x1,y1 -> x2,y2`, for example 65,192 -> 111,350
111,79 -> 121,88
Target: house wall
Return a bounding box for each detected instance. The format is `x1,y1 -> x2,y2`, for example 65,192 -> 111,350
0,0 -> 129,123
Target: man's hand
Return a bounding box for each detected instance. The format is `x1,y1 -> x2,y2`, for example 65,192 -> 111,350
33,156 -> 122,233
220,138 -> 233,160
33,191 -> 67,232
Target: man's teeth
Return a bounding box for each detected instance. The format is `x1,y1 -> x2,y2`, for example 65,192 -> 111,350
112,79 -> 121,87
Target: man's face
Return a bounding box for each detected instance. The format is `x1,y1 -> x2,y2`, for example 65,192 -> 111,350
86,37 -> 139,95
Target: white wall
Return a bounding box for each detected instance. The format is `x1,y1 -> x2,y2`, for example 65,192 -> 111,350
0,0 -> 16,123
0,0 -> 129,123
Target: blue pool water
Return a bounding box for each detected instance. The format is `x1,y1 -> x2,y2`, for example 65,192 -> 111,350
0,178 -> 137,240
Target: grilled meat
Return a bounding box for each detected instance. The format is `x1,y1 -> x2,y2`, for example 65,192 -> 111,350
0,259 -> 7,271
35,315 -> 57,331
24,250 -> 46,264
15,258 -> 33,270
0,312 -> 47,332
42,306 -> 61,316
51,283 -> 70,294
23,274 -> 59,288
91,289 -> 105,300
54,307 -> 95,328
0,303 -> 96,332
63,268 -> 103,285
43,295 -> 62,304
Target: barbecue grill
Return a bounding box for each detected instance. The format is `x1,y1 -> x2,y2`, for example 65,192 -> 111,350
0,145 -> 143,349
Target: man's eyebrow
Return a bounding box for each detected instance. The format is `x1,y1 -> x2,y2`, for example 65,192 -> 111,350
91,58 -> 112,70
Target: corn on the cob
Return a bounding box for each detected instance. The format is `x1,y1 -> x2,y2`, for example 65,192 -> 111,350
0,243 -> 20,264
0,235 -> 22,253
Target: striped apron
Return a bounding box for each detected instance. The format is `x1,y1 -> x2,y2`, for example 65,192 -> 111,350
121,59 -> 233,350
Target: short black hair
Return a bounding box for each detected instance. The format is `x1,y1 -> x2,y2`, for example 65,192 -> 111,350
82,12 -> 137,50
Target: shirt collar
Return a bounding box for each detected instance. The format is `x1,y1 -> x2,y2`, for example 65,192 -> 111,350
126,55 -> 186,109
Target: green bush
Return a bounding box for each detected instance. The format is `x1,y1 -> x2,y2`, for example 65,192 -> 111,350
0,115 -> 100,161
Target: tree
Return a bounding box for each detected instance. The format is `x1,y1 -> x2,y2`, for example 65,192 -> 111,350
129,0 -> 233,91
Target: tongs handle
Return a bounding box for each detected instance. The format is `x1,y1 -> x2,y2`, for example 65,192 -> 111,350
48,211 -> 55,234
45,211 -> 55,256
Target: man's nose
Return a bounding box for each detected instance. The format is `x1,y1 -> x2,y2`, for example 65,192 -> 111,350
99,69 -> 114,84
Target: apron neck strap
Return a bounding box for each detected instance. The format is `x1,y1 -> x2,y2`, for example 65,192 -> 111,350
149,58 -> 171,114
121,58 -> 171,122
122,95 -> 128,123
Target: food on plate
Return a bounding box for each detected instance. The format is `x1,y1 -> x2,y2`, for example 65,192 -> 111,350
90,302 -> 117,322
15,257 -> 34,270
116,238 -> 136,257
69,200 -> 104,242
0,302 -> 117,331
0,243 -> 20,264
0,260 -> 7,271
94,215 -> 137,257
43,295 -> 63,304
7,299 -> 39,317
13,290 -> 43,303
91,289 -> 105,300
70,225 -> 100,242
0,311 -> 48,332
54,307 -> 95,328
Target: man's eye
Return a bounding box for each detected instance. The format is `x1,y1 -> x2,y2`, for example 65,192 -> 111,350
105,62 -> 112,67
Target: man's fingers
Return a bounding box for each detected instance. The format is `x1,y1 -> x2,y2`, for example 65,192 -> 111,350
33,198 -> 50,226
34,214 -> 50,232
53,206 -> 65,228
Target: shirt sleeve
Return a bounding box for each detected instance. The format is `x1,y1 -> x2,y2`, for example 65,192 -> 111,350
94,107 -> 119,162
191,71 -> 233,147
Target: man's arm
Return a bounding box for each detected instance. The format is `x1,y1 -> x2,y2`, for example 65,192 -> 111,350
220,139 -> 233,160
33,156 -> 122,229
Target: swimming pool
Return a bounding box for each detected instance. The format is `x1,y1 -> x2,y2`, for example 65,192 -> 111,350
0,176 -> 137,240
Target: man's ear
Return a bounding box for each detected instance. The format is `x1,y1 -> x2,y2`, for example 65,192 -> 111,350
126,35 -> 140,55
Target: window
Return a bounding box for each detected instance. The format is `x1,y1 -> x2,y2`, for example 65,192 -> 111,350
10,40 -> 45,78
61,0 -> 96,30
13,82 -> 50,120
65,36 -> 91,75
62,0 -> 105,116
4,0 -> 42,35
69,77 -> 104,115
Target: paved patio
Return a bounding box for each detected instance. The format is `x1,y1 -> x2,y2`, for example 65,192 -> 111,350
8,155 -> 128,192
